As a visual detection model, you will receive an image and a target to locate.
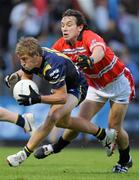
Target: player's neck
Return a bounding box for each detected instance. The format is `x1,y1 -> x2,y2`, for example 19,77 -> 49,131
67,39 -> 77,47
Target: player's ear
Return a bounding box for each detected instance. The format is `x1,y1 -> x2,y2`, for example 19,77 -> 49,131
78,24 -> 84,32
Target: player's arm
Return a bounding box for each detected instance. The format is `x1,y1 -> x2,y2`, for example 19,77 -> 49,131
5,69 -> 33,88
11,69 -> 33,79
90,46 -> 105,63
41,85 -> 67,105
20,71 -> 33,80
87,31 -> 106,64
17,65 -> 68,106
17,85 -> 67,106
40,62 -> 67,105
5,69 -> 22,88
76,31 -> 105,70
76,46 -> 105,71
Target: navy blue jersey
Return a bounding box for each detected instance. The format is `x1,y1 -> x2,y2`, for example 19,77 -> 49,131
22,47 -> 88,104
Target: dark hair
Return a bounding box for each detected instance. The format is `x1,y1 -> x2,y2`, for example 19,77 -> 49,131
62,9 -> 88,30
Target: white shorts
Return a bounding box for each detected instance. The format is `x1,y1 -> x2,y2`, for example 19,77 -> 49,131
86,74 -> 133,104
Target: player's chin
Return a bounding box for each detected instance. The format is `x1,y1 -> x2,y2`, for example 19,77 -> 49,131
24,67 -> 32,71
63,35 -> 70,41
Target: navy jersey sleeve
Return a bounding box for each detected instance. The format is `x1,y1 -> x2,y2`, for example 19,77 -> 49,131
44,64 -> 66,89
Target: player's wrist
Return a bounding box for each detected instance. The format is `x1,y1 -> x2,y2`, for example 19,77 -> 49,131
37,95 -> 41,103
90,57 -> 94,63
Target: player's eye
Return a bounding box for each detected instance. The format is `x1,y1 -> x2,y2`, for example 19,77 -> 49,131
67,22 -> 72,26
61,24 -> 65,28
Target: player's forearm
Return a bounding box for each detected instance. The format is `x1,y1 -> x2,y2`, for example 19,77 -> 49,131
14,69 -> 24,77
41,94 -> 67,105
90,46 -> 105,63
12,69 -> 32,80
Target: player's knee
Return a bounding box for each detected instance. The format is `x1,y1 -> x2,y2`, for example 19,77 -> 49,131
55,120 -> 67,128
50,111 -> 70,128
55,118 -> 70,129
108,121 -> 121,131
42,117 -> 54,131
50,112 -> 62,125
41,114 -> 58,130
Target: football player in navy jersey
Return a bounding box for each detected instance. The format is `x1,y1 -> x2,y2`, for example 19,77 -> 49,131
6,37 -> 117,167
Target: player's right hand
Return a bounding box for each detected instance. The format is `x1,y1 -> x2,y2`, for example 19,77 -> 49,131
76,55 -> 94,71
18,85 -> 41,106
5,73 -> 20,88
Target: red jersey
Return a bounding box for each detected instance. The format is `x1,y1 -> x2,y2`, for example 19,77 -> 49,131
52,30 -> 127,89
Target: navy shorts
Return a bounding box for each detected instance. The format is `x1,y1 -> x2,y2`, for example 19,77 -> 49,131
67,74 -> 88,106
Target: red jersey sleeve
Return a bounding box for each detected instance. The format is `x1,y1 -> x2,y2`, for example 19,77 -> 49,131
83,30 -> 106,52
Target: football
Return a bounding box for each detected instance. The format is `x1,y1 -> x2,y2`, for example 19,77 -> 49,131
13,79 -> 39,101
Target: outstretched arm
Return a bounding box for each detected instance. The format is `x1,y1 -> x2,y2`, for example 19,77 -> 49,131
76,46 -> 105,71
90,46 -> 105,63
5,69 -> 33,88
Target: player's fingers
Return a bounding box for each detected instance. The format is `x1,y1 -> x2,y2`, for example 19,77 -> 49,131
18,94 -> 28,98
17,99 -> 24,103
5,75 -> 11,88
17,101 -> 24,105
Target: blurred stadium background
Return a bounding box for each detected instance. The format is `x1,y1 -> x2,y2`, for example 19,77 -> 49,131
0,0 -> 139,147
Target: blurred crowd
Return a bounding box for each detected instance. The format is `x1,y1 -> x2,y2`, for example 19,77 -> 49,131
0,0 -> 139,102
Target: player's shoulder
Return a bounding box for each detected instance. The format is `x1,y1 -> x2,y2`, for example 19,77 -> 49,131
83,30 -> 103,40
52,37 -> 65,50
82,29 -> 96,37
43,62 -> 63,83
54,37 -> 65,43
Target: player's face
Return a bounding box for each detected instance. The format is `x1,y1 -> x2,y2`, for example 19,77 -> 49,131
18,54 -> 42,71
61,16 -> 83,42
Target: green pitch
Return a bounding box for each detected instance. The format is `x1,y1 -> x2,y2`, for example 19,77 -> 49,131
0,147 -> 138,180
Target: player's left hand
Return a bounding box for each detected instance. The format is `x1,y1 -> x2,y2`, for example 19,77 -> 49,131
76,55 -> 94,70
5,73 -> 20,88
17,85 -> 41,106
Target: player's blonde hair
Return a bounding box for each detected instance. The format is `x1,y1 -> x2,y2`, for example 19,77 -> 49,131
16,37 -> 42,57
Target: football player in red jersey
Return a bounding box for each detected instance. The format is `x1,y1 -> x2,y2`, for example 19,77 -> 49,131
36,10 -> 135,173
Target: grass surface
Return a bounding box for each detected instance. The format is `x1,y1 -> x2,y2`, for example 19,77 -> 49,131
0,147 -> 138,180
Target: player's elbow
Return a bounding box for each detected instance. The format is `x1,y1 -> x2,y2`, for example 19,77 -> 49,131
60,94 -> 67,104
